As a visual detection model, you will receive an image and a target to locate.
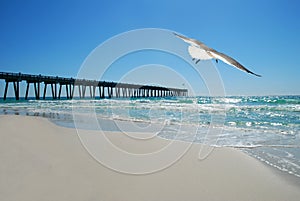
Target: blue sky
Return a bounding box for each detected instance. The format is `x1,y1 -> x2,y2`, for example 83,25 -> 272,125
0,0 -> 299,96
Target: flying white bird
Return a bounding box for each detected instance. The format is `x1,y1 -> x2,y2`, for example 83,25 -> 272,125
174,33 -> 261,77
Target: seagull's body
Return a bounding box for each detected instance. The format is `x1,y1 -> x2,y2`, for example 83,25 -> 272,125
174,33 -> 261,77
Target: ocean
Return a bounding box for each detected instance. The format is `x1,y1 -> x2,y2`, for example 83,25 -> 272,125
1,95 -> 299,178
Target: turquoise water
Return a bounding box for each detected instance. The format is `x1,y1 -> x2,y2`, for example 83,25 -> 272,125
0,96 -> 299,177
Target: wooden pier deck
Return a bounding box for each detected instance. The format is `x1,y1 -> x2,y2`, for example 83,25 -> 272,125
0,72 -> 188,100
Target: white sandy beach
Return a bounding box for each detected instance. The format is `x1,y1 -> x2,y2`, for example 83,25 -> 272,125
1,115 -> 300,201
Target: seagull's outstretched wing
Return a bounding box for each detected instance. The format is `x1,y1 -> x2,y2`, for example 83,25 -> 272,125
209,50 -> 262,77
174,33 -> 214,51
174,33 -> 262,77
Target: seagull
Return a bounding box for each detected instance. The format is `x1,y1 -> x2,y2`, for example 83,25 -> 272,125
174,33 -> 261,77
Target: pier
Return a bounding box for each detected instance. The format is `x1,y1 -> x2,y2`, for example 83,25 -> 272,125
0,72 -> 188,100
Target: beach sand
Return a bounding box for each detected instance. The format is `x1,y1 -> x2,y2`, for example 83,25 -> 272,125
1,115 -> 300,201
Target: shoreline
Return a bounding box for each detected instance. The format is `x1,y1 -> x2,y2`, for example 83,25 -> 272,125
1,115 -> 300,200
2,112 -> 300,179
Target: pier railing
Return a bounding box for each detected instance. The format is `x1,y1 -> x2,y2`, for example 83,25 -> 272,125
0,72 -> 188,100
